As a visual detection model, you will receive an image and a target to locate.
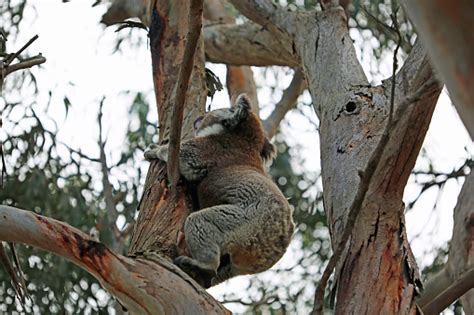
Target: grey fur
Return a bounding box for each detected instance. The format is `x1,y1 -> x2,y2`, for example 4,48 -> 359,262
144,94 -> 294,287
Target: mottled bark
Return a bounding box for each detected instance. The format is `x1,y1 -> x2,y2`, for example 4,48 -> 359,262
128,0 -> 207,257
0,206 -> 229,314
402,0 -> 474,139
27,0 -> 468,314
204,22 -> 297,67
230,1 -> 442,313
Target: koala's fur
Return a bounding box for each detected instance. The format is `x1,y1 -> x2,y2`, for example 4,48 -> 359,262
144,94 -> 294,287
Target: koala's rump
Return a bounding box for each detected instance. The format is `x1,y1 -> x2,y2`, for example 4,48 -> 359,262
197,166 -> 294,273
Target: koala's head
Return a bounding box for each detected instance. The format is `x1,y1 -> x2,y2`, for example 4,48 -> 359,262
194,94 -> 251,138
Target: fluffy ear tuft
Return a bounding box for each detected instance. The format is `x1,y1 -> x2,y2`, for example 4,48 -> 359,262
261,138 -> 276,163
224,93 -> 251,130
234,94 -> 251,111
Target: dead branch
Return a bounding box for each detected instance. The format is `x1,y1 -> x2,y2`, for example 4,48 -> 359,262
167,0 -> 204,189
4,55 -> 46,76
3,35 -> 39,66
263,69 -> 306,138
97,99 -> 120,251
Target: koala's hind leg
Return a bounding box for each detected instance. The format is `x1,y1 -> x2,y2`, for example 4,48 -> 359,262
174,204 -> 248,286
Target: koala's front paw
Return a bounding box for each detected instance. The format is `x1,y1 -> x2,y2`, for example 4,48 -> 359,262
144,144 -> 158,161
144,144 -> 168,161
174,256 -> 215,288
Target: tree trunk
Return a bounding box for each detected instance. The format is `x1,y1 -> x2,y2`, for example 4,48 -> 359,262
402,0 -> 474,139
228,1 -> 442,313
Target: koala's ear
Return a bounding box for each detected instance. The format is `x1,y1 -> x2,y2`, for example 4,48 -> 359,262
224,94 -> 251,129
233,94 -> 251,111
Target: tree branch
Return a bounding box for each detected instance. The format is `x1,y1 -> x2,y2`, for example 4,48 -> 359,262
262,69 -> 306,138
228,0 -> 297,39
97,99 -> 120,251
421,268 -> 474,315
0,206 -> 229,314
204,0 -> 259,111
4,55 -> 46,76
167,0 -> 204,189
204,22 -> 297,67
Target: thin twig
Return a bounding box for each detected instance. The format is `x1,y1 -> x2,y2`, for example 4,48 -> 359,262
167,0 -> 204,189
0,243 -> 28,307
5,55 -> 46,76
97,99 -> 120,249
4,35 -> 39,66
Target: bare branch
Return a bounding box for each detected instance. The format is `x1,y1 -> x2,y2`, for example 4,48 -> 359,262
229,0 -> 297,39
263,69 -> 306,138
204,23 -> 297,67
97,99 -> 120,251
4,55 -> 46,76
3,35 -> 39,66
167,0 -> 204,189
0,206 -> 229,314
0,243 -> 28,305
421,268 -> 474,315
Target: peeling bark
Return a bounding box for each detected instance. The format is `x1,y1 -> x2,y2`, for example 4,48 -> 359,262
14,0 -> 469,313
229,1 -> 442,313
129,0 -> 207,258
0,206 -> 229,314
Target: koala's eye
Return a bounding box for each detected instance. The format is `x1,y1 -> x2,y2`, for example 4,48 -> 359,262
193,116 -> 203,130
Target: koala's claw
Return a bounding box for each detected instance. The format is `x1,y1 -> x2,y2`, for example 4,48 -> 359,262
144,144 -> 160,161
144,149 -> 157,161
174,256 -> 215,288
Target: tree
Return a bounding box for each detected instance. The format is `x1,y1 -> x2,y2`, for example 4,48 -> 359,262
0,0 -> 472,314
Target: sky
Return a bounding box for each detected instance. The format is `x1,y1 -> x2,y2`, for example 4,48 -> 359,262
1,0 -> 473,313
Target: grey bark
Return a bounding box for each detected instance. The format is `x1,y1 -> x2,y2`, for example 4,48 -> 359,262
229,1 -> 441,313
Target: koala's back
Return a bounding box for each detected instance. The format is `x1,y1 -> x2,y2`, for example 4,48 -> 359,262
198,166 -> 294,273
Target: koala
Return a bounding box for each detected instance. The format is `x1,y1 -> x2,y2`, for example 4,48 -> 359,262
144,94 -> 294,288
